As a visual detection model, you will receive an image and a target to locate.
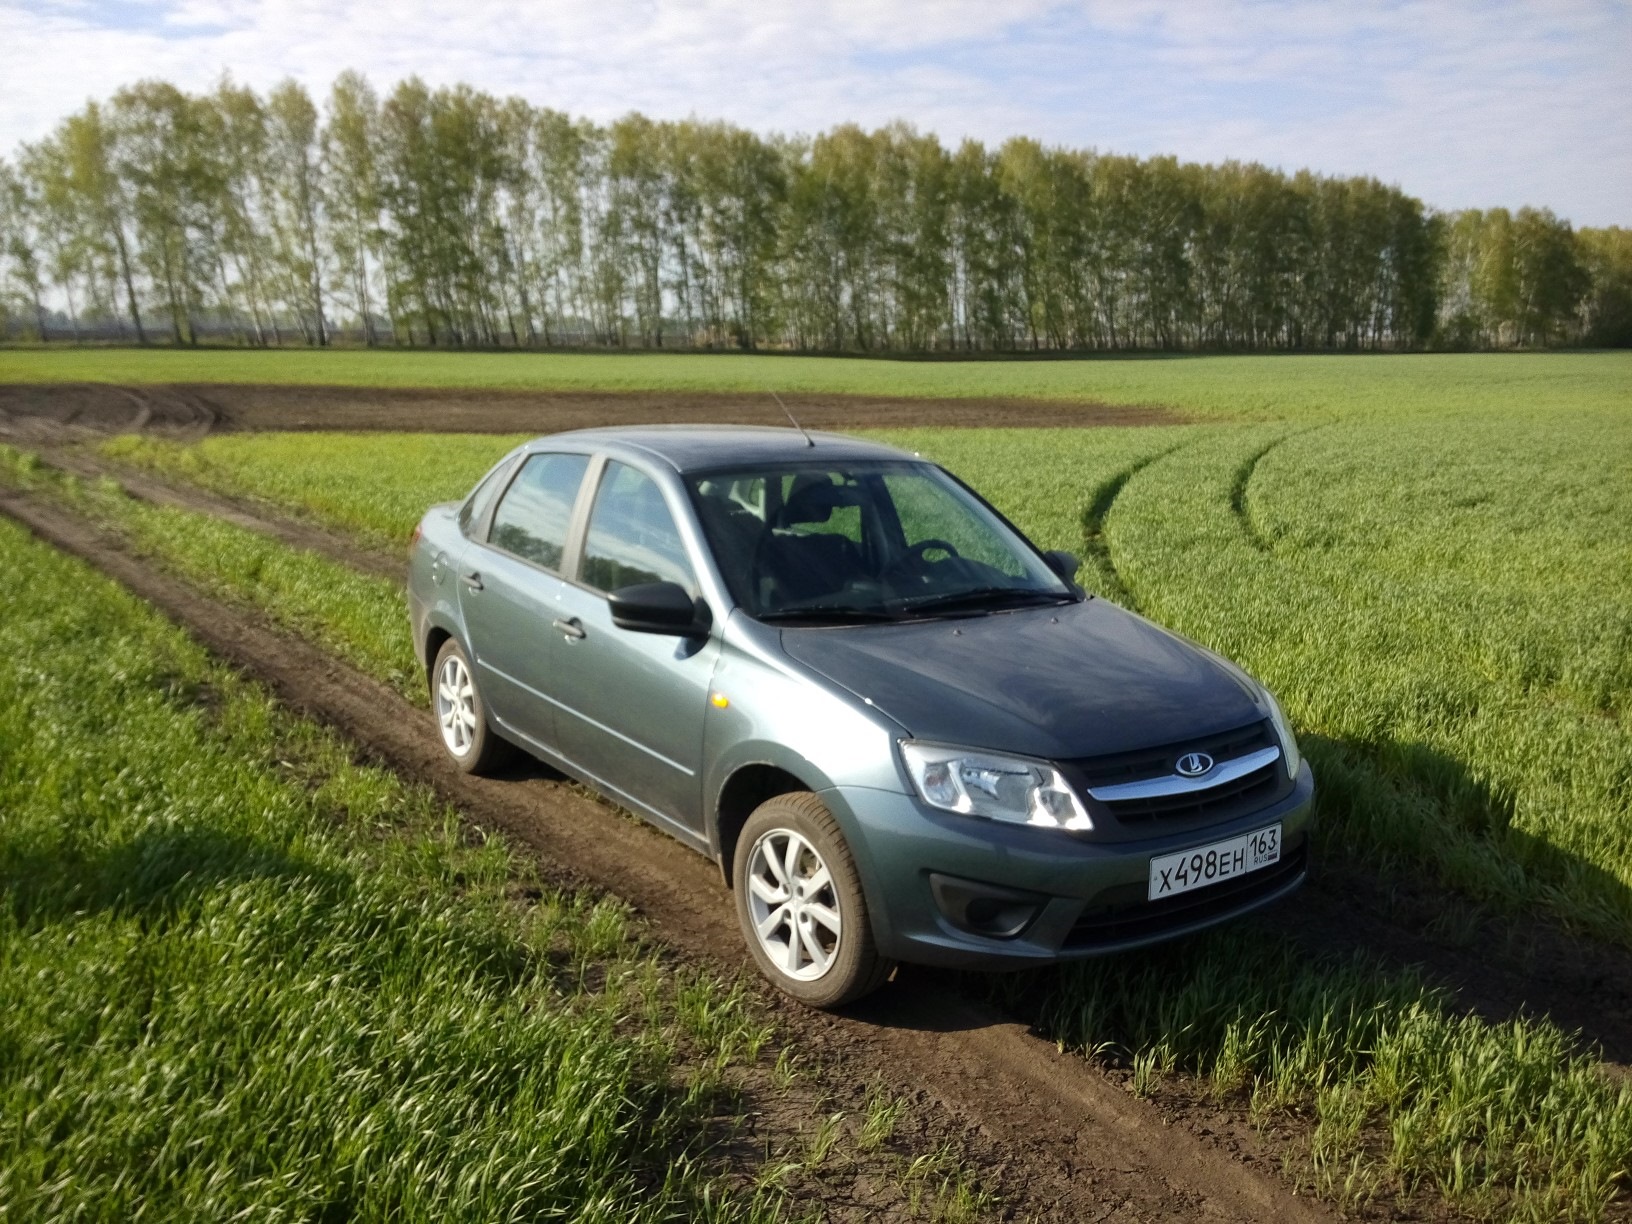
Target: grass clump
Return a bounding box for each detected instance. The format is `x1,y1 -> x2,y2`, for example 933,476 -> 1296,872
0,513 -> 785,1222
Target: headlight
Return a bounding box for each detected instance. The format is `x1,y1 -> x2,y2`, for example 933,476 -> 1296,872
899,741 -> 1093,832
1261,687 -> 1301,779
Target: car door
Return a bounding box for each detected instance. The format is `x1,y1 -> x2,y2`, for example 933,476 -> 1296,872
458,450 -> 591,754
551,459 -> 717,837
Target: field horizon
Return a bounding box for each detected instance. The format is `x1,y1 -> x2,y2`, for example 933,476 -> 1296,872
3,347 -> 1629,424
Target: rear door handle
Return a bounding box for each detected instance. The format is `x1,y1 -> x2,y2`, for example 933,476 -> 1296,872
460,570 -> 483,591
552,616 -> 586,640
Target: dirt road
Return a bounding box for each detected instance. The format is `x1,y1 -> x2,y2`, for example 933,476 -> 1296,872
0,380 -> 1186,436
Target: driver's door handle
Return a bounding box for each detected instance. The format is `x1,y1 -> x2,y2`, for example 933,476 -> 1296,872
460,570 -> 484,591
553,616 -> 586,640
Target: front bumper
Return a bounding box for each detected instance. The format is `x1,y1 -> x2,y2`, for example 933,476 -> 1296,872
821,761 -> 1314,969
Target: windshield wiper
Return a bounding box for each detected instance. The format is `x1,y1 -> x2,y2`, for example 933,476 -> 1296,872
756,605 -> 900,624
897,587 -> 1072,616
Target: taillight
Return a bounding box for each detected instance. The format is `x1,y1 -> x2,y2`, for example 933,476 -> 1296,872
409,522 -> 423,553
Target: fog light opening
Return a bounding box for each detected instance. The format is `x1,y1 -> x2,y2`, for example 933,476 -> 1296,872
929,872 -> 1048,941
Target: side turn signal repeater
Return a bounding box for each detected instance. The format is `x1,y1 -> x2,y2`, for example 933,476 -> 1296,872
710,692 -> 730,709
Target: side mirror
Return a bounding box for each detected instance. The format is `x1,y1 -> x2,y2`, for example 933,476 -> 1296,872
1042,550 -> 1080,581
608,581 -> 712,636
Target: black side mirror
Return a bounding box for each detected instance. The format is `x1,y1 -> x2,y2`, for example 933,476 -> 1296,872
1042,550 -> 1081,581
608,581 -> 712,636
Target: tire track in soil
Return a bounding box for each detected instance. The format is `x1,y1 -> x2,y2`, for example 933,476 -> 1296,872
1226,423 -> 1335,554
37,448 -> 404,584
0,487 -> 1332,1224
1077,442 -> 1194,612
1227,434 -> 1292,554
0,381 -> 1191,434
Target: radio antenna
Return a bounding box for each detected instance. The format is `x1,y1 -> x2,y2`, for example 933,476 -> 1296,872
770,390 -> 815,447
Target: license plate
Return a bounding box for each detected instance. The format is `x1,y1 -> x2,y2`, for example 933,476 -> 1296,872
1148,824 -> 1281,901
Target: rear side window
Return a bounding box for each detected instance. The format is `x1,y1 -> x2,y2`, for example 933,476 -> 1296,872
488,452 -> 590,571
581,462 -> 695,594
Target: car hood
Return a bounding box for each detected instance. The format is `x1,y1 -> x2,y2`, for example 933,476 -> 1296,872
778,598 -> 1265,759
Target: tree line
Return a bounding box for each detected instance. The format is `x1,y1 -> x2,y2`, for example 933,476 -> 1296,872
1,73 -> 1627,352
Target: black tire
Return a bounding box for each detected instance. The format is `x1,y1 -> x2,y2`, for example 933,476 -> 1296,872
430,637 -> 512,775
733,792 -> 895,1008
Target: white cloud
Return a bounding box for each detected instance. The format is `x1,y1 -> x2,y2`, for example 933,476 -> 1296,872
0,0 -> 1626,224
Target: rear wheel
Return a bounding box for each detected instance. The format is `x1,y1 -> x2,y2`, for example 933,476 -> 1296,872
431,637 -> 511,775
733,792 -> 894,1008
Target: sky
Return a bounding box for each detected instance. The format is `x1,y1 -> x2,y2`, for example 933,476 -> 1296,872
2,0 -> 1628,227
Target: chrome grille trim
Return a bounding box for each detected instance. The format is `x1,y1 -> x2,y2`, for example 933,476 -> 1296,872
1085,745 -> 1281,802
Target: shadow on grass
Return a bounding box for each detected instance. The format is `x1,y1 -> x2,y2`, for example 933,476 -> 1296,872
1,821 -> 343,926
912,728 -> 1632,1070
1297,729 -> 1632,1065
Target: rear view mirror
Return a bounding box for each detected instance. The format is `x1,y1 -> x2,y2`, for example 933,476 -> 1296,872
1042,550 -> 1080,581
608,581 -> 712,636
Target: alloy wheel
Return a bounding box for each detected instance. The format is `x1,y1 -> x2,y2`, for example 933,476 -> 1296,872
436,653 -> 477,757
744,827 -> 842,981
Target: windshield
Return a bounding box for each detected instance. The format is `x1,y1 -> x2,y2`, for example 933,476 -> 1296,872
687,460 -> 1074,622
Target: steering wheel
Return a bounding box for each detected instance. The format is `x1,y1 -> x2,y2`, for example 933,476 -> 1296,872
885,538 -> 962,584
901,538 -> 961,565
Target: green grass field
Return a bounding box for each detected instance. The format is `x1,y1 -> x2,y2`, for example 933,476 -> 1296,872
9,349 -> 1632,1217
4,346 -> 1631,420
0,510 -> 790,1222
4,447 -> 1625,1220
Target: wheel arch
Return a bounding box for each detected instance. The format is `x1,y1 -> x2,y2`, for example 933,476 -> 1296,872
420,611 -> 465,690
714,762 -> 816,888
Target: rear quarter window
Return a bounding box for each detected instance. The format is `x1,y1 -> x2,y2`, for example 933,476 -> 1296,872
459,461 -> 512,536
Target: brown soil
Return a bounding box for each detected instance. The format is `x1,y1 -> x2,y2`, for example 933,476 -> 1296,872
0,380 -> 1186,435
0,486 -> 1329,1224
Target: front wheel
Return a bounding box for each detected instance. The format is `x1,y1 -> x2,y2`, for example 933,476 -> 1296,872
431,637 -> 512,775
733,792 -> 894,1008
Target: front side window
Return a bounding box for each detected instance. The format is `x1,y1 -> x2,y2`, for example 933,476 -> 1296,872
689,460 -> 1071,622
488,452 -> 590,571
581,462 -> 696,594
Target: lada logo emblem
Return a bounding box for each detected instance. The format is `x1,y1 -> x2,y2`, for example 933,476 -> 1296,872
1175,752 -> 1214,778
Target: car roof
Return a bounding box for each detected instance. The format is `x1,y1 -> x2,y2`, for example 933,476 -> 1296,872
528,425 -> 918,473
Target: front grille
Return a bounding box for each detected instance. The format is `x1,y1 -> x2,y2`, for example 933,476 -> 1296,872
1063,840 -> 1307,949
1102,761 -> 1282,825
1073,720 -> 1275,789
1062,720 -> 1290,830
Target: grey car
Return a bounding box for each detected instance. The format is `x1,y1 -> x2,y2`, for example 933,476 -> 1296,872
408,426 -> 1314,1007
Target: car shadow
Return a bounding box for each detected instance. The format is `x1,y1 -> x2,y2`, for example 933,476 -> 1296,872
841,963 -> 1029,1033
851,729 -> 1632,1069
1289,729 -> 1632,1065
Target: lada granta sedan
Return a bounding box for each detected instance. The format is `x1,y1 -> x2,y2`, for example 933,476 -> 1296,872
408,426 -> 1314,1007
